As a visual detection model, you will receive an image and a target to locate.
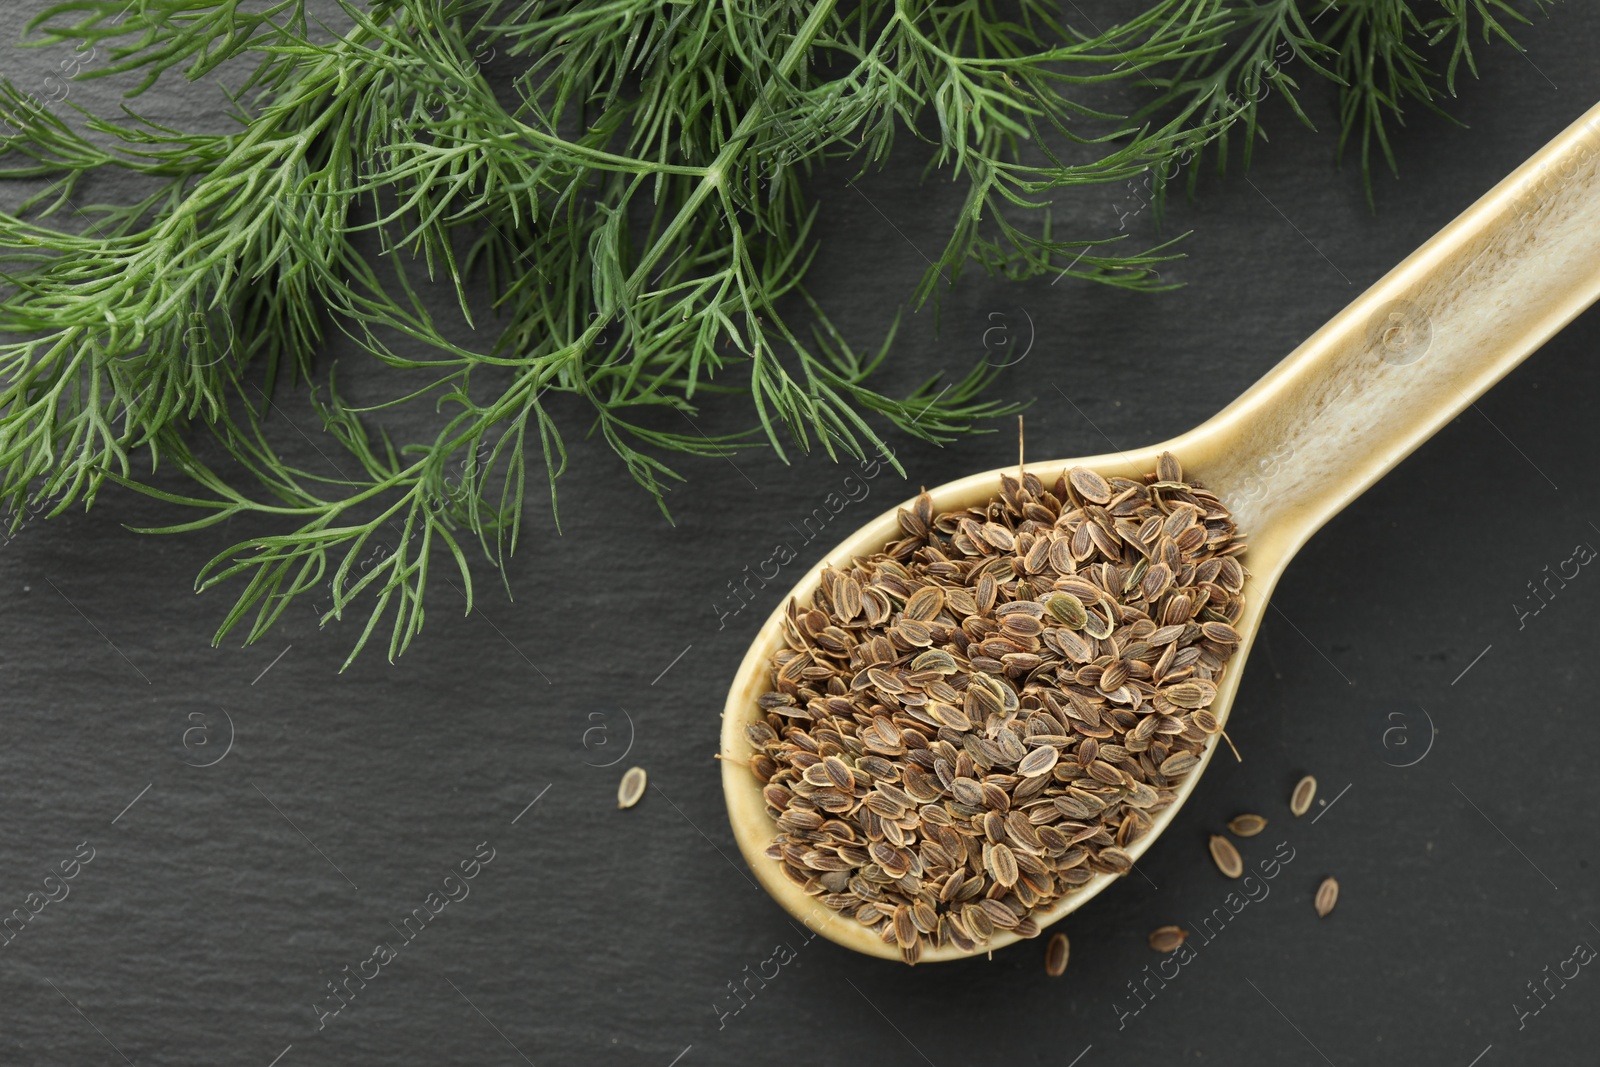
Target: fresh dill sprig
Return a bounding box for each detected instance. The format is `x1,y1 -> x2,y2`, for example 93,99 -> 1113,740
1137,0 -> 1557,207
0,0 -> 1557,666
1325,0 -> 1558,202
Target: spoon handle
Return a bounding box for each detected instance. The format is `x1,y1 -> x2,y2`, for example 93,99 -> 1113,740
1188,100 -> 1600,554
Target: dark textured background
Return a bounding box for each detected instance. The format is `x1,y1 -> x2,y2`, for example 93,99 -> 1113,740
3,4 -> 1600,1065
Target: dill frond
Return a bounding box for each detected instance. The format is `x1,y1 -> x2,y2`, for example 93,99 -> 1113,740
0,0 -> 1557,665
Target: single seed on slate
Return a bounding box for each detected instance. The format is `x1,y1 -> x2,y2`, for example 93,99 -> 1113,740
617,766 -> 647,809
1148,925 -> 1188,953
1045,932 -> 1070,976
1208,834 -> 1243,878
1290,775 -> 1317,817
1315,877 -> 1339,917
1227,813 -> 1268,838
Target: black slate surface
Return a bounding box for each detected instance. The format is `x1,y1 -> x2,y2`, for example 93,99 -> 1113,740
4,5 -> 1600,1065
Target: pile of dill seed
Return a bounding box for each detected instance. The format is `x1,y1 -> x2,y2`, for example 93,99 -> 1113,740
743,454 -> 1247,963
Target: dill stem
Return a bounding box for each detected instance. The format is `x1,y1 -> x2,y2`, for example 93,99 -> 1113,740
440,0 -> 847,469
605,0 -> 841,308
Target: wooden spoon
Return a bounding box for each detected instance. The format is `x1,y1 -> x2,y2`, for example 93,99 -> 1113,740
721,100 -> 1600,962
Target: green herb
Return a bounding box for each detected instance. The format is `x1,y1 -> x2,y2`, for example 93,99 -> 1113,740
1140,0 -> 1558,205
0,1 -> 1553,667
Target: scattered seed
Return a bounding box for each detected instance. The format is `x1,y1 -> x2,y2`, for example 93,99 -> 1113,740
1147,925 -> 1188,953
1044,931 -> 1070,975
1227,813 -> 1268,838
1290,775 -> 1317,817
1315,876 -> 1339,917
617,766 -> 647,809
1208,834 -> 1243,878
748,458 -> 1248,963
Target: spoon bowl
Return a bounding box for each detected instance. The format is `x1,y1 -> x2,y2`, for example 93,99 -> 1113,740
722,99 -> 1600,961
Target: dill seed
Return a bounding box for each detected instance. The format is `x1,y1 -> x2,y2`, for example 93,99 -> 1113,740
1147,925 -> 1188,953
1290,775 -> 1317,817
617,766 -> 647,809
1208,834 -> 1244,878
1227,813 -> 1268,837
1045,932 -> 1070,976
893,905 -> 917,948
744,453 -> 1249,962
1314,876 -> 1339,917
1067,466 -> 1112,505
